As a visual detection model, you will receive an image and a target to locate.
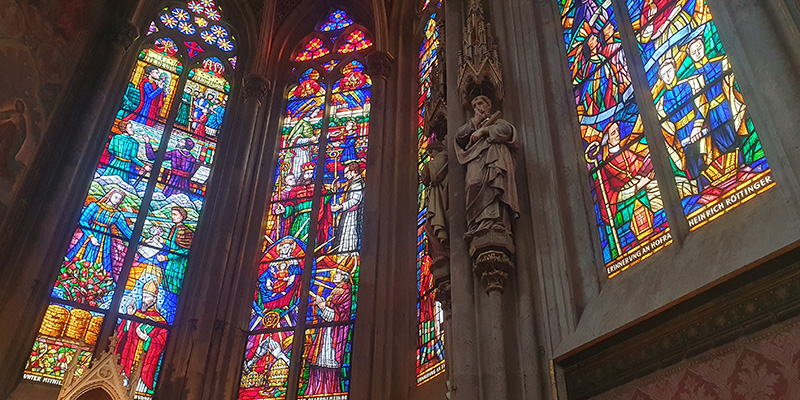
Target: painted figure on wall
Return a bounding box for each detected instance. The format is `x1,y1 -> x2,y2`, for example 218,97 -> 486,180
67,188 -> 132,276
306,263 -> 353,395
0,99 -> 28,183
455,95 -> 520,247
116,280 -> 167,392
124,66 -> 166,126
105,120 -> 150,183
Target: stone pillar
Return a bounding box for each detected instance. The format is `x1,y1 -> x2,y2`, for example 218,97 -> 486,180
349,49 -> 404,400
0,13 -> 139,398
156,74 -> 271,400
444,1 -> 482,399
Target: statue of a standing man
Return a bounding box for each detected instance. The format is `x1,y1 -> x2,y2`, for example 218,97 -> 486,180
456,95 -> 520,253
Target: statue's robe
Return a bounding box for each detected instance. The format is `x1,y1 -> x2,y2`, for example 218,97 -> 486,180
456,118 -> 520,242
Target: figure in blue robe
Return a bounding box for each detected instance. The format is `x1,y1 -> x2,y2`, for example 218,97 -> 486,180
66,188 -> 133,276
123,66 -> 165,126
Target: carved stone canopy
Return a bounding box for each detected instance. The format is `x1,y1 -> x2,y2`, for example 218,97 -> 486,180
58,334 -> 140,400
458,0 -> 503,108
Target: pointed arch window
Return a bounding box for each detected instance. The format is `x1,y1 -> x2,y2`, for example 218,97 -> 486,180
23,1 -> 239,397
416,0 -> 446,385
238,9 -> 373,400
557,0 -> 774,277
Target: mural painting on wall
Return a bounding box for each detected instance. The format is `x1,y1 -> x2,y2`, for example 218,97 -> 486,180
0,0 -> 93,206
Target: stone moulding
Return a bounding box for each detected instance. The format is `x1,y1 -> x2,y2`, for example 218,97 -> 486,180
557,248 -> 800,399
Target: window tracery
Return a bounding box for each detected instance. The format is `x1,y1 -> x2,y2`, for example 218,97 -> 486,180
23,1 -> 238,397
239,9 -> 373,400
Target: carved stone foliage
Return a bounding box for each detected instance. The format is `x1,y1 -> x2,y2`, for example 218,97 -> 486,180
474,250 -> 512,294
243,74 -> 270,102
366,51 -> 395,79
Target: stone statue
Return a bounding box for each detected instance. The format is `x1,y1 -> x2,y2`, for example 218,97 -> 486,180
421,137 -> 449,262
455,95 -> 519,253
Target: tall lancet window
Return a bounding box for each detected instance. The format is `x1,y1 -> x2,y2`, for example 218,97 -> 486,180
624,0 -> 773,228
560,0 -> 671,277
238,9 -> 373,400
558,0 -> 774,277
416,0 -> 446,385
23,1 -> 238,397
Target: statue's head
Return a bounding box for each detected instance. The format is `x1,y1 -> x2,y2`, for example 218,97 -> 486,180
471,95 -> 493,116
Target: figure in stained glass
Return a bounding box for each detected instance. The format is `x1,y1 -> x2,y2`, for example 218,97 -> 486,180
328,163 -> 364,254
306,262 -> 353,395
67,189 -> 132,276
257,239 -> 303,321
176,87 -> 193,127
597,123 -> 663,236
105,121 -> 151,184
287,120 -> 316,178
124,66 -> 167,126
206,98 -> 226,137
242,327 -> 292,398
154,206 -> 193,293
116,281 -> 168,393
192,92 -> 217,137
657,57 -> 708,185
146,137 -> 199,197
273,163 -> 315,242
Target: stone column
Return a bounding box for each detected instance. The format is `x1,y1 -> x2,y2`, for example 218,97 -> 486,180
349,49 -> 403,400
0,13 -> 139,399
444,1 -> 482,399
156,74 -> 271,399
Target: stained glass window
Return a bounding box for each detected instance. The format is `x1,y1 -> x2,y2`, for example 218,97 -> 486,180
239,9 -> 373,400
558,0 -> 775,277
23,2 -> 238,397
625,0 -> 774,229
416,9 -> 446,385
336,30 -> 374,54
559,0 -> 671,277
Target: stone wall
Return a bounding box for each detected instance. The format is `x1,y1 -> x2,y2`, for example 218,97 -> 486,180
0,0 -> 93,219
592,316 -> 800,400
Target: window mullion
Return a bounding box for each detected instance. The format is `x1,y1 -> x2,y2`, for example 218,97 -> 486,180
284,78 -> 336,400
611,0 -> 690,244
94,61 -> 191,355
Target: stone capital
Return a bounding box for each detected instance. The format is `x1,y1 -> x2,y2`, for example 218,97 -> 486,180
473,250 -> 513,294
366,51 -> 395,79
243,74 -> 271,102
114,21 -> 139,50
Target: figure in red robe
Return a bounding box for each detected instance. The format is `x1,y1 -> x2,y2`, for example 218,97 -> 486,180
304,259 -> 354,395
596,122 -> 663,225
123,66 -> 165,126
115,280 -> 168,393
